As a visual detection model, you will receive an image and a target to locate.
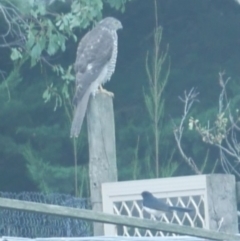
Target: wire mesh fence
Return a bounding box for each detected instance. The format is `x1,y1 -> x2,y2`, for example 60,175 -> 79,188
0,192 -> 92,238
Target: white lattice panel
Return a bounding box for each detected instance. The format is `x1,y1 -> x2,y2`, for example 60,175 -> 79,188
102,175 -> 208,236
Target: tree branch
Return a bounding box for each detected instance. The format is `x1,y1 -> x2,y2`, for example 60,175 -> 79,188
173,88 -> 201,174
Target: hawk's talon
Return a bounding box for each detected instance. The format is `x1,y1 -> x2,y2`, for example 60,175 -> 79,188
98,85 -> 114,97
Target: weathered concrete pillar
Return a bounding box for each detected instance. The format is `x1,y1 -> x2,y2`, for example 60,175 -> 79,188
205,174 -> 238,234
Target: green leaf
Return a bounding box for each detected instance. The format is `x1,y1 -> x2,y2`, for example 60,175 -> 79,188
55,20 -> 62,27
28,0 -> 35,7
30,9 -> 37,18
31,42 -> 42,59
57,34 -> 66,52
38,2 -> 46,15
38,35 -> 46,49
26,31 -> 35,50
42,89 -> 51,103
62,84 -> 69,99
47,36 -> 57,56
10,48 -> 22,61
72,34 -> 77,42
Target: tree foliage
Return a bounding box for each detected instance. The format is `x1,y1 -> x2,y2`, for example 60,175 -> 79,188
1,0 -> 240,194
0,0 -> 130,194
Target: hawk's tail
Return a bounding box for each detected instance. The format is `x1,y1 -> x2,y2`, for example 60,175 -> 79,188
169,206 -> 193,213
70,88 -> 91,138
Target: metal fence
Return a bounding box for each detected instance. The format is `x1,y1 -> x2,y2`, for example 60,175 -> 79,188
0,192 -> 91,238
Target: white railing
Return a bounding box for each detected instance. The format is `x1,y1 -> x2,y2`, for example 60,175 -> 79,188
102,175 -> 214,236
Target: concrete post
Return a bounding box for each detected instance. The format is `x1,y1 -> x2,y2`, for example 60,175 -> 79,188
205,174 -> 238,233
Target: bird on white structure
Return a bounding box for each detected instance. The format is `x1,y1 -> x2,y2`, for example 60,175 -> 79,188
70,17 -> 122,138
141,191 -> 193,217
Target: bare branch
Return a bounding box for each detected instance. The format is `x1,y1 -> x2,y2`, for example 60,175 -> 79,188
186,72 -> 240,177
0,3 -> 28,49
173,88 -> 201,174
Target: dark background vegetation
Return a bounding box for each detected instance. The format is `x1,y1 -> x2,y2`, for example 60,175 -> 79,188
0,0 -> 240,195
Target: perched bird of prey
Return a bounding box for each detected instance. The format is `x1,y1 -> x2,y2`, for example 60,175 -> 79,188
141,191 -> 193,217
70,17 -> 122,138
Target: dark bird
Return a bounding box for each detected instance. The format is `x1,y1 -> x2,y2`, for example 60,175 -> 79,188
70,17 -> 122,138
141,191 -> 193,217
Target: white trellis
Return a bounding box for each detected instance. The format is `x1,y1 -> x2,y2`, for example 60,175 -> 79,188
101,175 -> 237,236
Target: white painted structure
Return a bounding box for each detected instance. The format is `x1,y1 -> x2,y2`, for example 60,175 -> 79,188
101,175 -> 237,236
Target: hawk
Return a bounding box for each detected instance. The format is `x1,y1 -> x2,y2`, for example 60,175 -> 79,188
70,17 -> 122,138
